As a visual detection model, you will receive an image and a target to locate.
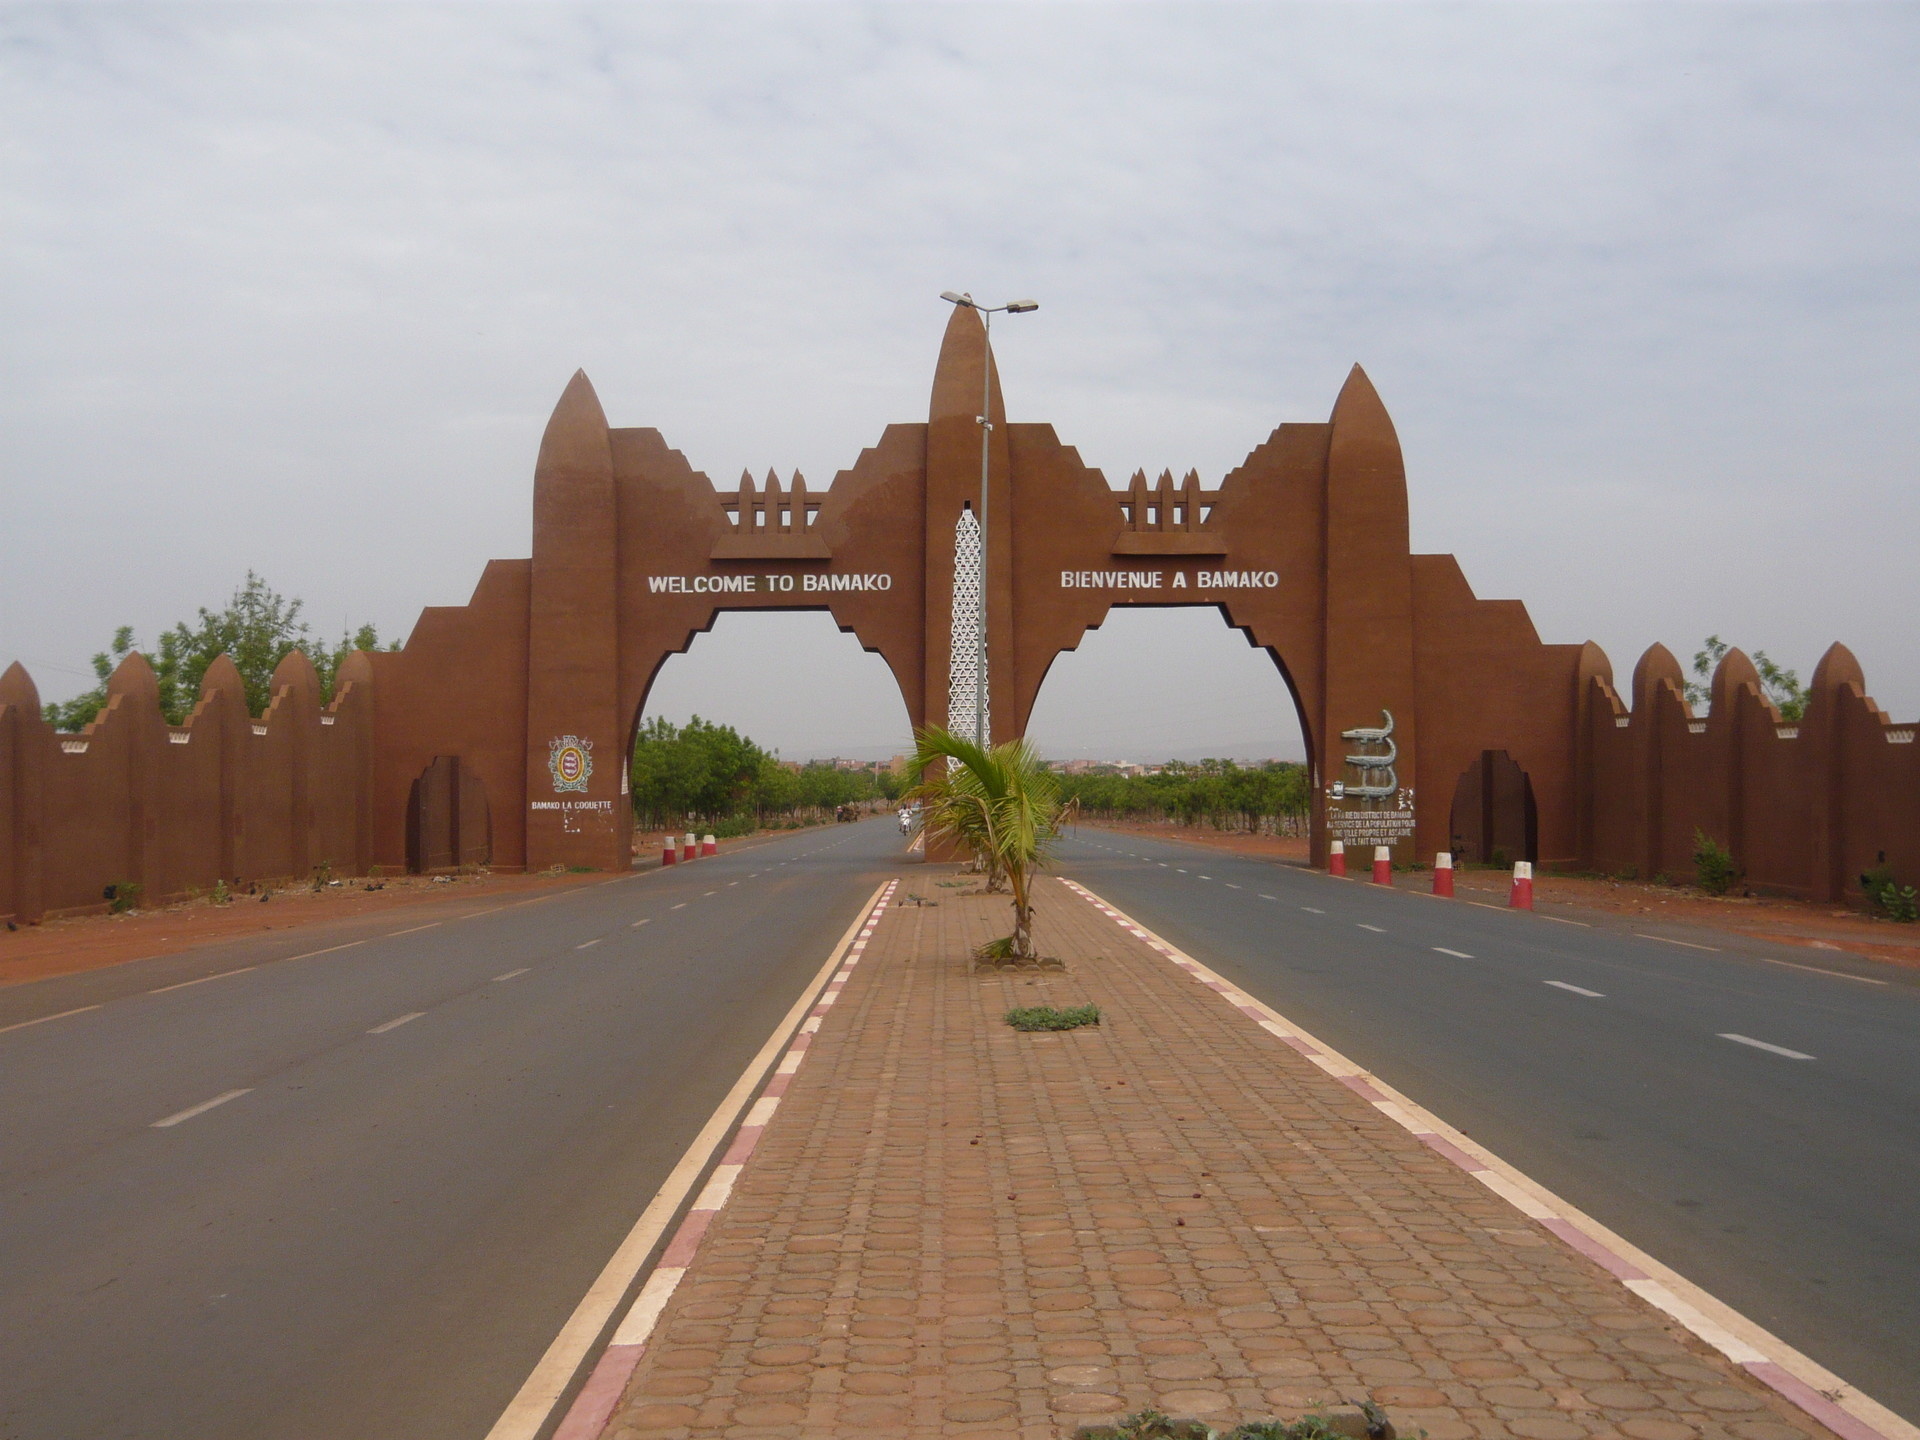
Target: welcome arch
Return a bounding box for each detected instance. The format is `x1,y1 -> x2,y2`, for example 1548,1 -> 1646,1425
360,304 -> 1580,875
7,310 -> 1913,919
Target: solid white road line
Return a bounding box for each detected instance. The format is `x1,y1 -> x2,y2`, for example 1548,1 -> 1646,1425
1637,932 -> 1720,951
0,1004 -> 102,1036
1358,923 -> 1385,933
493,969 -> 531,982
152,1088 -> 251,1128
1545,981 -> 1605,997
1719,1033 -> 1815,1061
1433,947 -> 1474,959
149,966 -> 256,994
575,940 -> 602,950
484,878 -> 895,1440
368,1012 -> 424,1035
389,922 -> 442,936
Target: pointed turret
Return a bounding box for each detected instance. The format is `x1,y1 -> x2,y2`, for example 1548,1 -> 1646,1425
929,302 -> 1005,430
0,660 -> 42,713
1630,643 -> 1686,717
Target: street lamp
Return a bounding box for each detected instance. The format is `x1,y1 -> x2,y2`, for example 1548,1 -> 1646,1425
939,291 -> 1038,749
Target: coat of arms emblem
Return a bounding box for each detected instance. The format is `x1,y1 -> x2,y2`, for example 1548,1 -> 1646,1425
548,735 -> 593,794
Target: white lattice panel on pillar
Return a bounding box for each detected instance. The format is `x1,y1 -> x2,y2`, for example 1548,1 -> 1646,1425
947,507 -> 989,743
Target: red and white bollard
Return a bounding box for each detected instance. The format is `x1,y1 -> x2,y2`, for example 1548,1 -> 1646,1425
1433,851 -> 1454,897
1509,860 -> 1534,910
1328,839 -> 1346,878
661,841 -> 676,866
1372,845 -> 1392,885
683,833 -> 698,863
701,833 -> 717,857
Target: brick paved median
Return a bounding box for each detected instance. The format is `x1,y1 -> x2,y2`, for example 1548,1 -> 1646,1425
597,873 -> 1842,1440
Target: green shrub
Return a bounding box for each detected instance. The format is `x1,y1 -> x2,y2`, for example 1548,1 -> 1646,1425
1861,865 -> 1919,922
1005,1004 -> 1100,1032
105,881 -> 142,914
1692,830 -> 1738,895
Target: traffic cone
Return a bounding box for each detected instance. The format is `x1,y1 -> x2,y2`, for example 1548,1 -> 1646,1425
1433,852 -> 1454,897
702,833 -> 717,857
683,833 -> 697,862
1509,860 -> 1533,910
1372,845 -> 1392,884
1328,839 -> 1346,877
661,842 -> 676,866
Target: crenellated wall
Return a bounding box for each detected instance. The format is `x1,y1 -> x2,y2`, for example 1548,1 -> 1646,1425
0,649 -> 373,922
1579,643 -> 1917,898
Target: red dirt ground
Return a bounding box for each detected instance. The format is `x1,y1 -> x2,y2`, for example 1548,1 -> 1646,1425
1078,817 -> 1920,970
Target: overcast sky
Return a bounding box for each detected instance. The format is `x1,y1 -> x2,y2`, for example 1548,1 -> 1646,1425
4,2 -> 1916,763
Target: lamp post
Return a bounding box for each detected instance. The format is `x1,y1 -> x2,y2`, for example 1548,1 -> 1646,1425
938,291 -> 1038,749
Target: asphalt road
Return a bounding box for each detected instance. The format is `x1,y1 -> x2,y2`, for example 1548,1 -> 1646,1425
0,819 -> 902,1440
1054,827 -> 1920,1423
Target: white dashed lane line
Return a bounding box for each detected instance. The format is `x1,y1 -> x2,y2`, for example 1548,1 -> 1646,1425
1357,924 -> 1385,933
671,903 -> 686,910
631,918 -> 651,928
576,940 -> 602,950
1432,947 -> 1474,959
388,922 -> 441,936
1259,894 -> 1277,901
0,1004 -> 102,1036
149,966 -> 255,994
367,1012 -> 424,1035
1637,933 -> 1720,952
1720,1033 -> 1815,1061
1224,883 -> 1241,889
493,968 -> 530,982
1544,980 -> 1604,997
152,1088 -> 250,1128
1301,907 -> 1324,915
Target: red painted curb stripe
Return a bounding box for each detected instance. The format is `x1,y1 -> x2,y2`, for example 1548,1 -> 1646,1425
552,1344 -> 645,1440
1746,1363 -> 1888,1440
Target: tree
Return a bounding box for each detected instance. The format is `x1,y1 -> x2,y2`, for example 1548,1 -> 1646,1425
42,575 -> 397,731
1687,634 -> 1807,721
908,726 -> 1063,963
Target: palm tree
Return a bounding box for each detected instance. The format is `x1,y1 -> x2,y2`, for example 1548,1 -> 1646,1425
908,725 -> 1063,962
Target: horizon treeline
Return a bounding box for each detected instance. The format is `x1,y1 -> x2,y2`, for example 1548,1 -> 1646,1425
629,715 -> 902,834
43,572 -> 398,732
1055,758 -> 1311,834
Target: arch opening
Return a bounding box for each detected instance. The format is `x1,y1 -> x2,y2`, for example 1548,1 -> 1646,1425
620,609 -> 917,853
1024,606 -> 1313,842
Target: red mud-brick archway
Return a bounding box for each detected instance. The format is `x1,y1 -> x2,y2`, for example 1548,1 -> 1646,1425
3,311 -> 1915,920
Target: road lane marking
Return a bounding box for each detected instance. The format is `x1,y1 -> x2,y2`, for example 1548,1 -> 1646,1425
576,939 -> 602,950
1224,882 -> 1241,889
1056,877 -> 1906,1440
1545,981 -> 1605,997
726,881 -> 739,887
1636,933 -> 1720,951
1719,1033 -> 1814,1060
368,1012 -> 425,1034
149,965 -> 256,993
1433,947 -> 1474,959
490,878 -> 899,1440
631,918 -> 651,928
1753,955 -> 1886,985
0,1004 -> 101,1036
493,968 -> 530,982
1358,924 -> 1385,933
389,922 -> 442,936
703,891 -> 717,897
152,1088 -> 251,1128
1199,875 -> 1213,880
1539,914 -> 1592,926
285,940 -> 365,962
1259,894 -> 1277,900
671,903 -> 686,910
462,907 -> 509,919
1301,906 -> 1324,914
